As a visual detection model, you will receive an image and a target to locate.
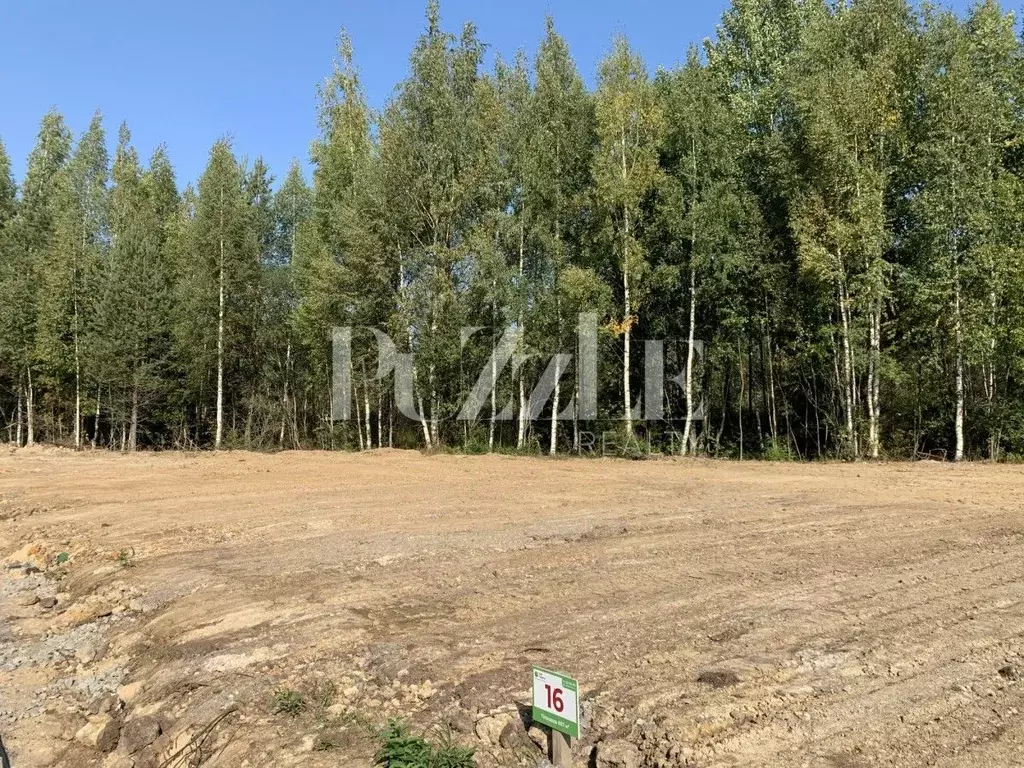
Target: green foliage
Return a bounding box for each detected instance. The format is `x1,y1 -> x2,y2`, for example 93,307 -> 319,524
271,687 -> 305,717
115,548 -> 136,568
375,720 -> 475,768
3,1 -> 1024,463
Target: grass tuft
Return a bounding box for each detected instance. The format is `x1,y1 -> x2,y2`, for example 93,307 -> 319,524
375,719 -> 475,768
271,687 -> 305,717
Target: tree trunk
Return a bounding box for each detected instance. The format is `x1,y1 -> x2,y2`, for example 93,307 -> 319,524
215,227 -> 226,450
682,260 -> 697,455
92,385 -> 101,449
74,306 -> 82,450
280,341 -> 290,447
516,224 -> 527,451
489,288 -> 498,453
954,261 -> 965,462
15,385 -> 22,447
26,366 -> 35,447
737,339 -> 744,461
355,382 -> 365,451
364,375 -> 372,450
549,354 -> 560,456
408,330 -> 433,449
838,275 -> 856,458
573,335 -> 580,453
377,385 -> 383,450
622,134 -> 634,437
868,305 -> 881,459
128,384 -> 139,452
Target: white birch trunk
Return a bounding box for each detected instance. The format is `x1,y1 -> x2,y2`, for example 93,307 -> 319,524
93,385 -> 101,449
682,261 -> 697,455
354,382 -> 364,451
621,126 -> 634,436
838,276 -> 856,458
868,306 -> 881,459
364,380 -> 372,450
26,366 -> 34,447
490,286 -> 497,453
377,386 -> 383,450
215,223 -> 226,451
549,354 -> 560,456
74,304 -> 81,450
516,225 -> 527,450
954,266 -> 965,462
15,386 -> 22,447
489,337 -> 497,452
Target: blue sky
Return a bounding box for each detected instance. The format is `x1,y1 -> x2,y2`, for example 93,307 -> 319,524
1,0 -> 977,189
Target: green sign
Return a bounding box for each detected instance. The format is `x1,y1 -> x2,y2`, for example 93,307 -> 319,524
531,666 -> 579,738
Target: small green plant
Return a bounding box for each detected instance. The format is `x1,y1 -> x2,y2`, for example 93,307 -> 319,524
375,720 -> 475,768
271,687 -> 305,717
55,552 -> 70,566
310,679 -> 337,722
115,547 -> 136,568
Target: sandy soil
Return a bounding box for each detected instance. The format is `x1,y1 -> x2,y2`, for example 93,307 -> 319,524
0,449 -> 1022,768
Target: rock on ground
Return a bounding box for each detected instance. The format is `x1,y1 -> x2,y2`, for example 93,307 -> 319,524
75,713 -> 121,752
595,738 -> 642,768
474,713 -> 513,746
118,715 -> 161,755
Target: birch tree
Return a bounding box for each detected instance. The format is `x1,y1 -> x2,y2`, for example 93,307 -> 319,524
180,141 -> 255,449
790,0 -> 913,458
656,48 -> 765,454
36,112 -> 108,447
593,37 -> 664,436
295,28 -> 374,446
914,3 -> 1018,461
528,18 -> 595,453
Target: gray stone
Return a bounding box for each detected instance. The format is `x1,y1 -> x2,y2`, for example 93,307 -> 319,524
16,592 -> 39,607
76,643 -> 98,665
595,739 -> 641,768
40,596 -> 57,609
498,717 -> 533,750
87,694 -> 118,715
474,713 -> 512,746
118,715 -> 161,754
528,724 -> 549,754
447,709 -> 474,734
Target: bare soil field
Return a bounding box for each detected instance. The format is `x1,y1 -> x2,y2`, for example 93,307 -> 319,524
0,450 -> 1022,768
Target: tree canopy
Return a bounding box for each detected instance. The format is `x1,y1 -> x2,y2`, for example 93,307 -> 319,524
2,0 -> 1023,461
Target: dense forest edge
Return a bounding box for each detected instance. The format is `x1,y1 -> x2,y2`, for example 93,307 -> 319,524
1,0 -> 1023,461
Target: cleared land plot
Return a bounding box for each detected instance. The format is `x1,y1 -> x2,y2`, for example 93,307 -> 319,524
1,450 -> 1022,767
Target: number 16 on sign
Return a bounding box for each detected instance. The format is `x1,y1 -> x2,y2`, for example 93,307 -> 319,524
531,666 -> 580,739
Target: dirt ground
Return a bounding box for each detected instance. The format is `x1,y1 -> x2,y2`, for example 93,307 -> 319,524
0,449 -> 1022,768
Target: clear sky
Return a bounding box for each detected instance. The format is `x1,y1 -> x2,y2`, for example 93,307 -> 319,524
1,0 -> 976,189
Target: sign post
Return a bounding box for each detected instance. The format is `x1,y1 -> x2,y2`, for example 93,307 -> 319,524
532,666 -> 579,767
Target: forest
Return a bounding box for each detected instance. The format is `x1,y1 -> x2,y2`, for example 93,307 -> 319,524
1,0 -> 1022,460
